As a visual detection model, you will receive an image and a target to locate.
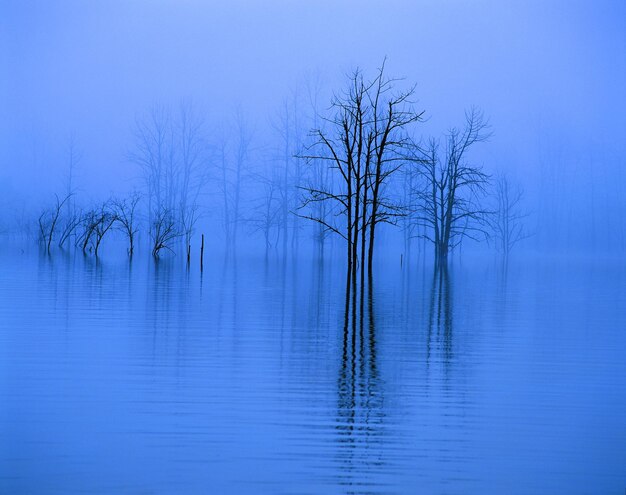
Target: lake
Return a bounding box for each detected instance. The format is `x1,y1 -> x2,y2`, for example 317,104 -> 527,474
1,247 -> 625,494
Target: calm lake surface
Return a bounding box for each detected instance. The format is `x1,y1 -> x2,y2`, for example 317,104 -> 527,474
1,247 -> 625,494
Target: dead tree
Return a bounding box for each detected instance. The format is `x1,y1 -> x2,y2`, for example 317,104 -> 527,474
151,207 -> 181,257
112,192 -> 141,256
299,62 -> 423,279
76,203 -> 116,256
303,76 -> 332,254
38,193 -> 72,252
490,173 -> 530,259
177,102 -> 208,262
57,209 -> 82,248
248,169 -> 281,253
410,108 -> 491,264
271,87 -> 307,253
131,102 -> 208,258
77,209 -> 100,254
365,67 -> 423,273
232,111 -> 252,248
129,105 -> 177,230
58,137 -> 82,248
215,112 -> 252,249
92,203 -> 117,257
399,163 -> 421,259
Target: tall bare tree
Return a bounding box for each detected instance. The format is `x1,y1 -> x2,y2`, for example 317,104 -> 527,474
248,167 -> 282,254
216,110 -> 253,249
232,110 -> 252,248
177,102 -> 208,261
131,102 -> 207,258
410,108 -> 491,264
130,105 -> 175,228
303,75 -> 332,254
299,62 -> 423,280
270,85 -> 309,253
490,173 -> 530,259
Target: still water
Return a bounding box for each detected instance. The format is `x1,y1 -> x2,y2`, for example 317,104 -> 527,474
1,247 -> 625,494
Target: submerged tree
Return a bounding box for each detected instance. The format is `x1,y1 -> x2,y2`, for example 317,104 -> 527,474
92,203 -> 117,257
270,84 -> 310,253
216,111 -> 253,249
410,108 -> 491,264
490,173 -> 530,259
299,62 -> 423,279
130,105 -> 175,227
58,137 -> 82,248
130,102 -> 207,258
248,167 -> 282,254
151,207 -> 180,257
77,208 -> 98,254
177,102 -> 208,262
57,207 -> 81,249
76,203 -> 117,256
38,193 -> 72,253
112,191 -> 141,256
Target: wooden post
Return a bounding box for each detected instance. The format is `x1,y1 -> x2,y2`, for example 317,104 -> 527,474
200,234 -> 204,271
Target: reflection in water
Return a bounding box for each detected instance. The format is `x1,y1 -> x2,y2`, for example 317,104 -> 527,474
335,272 -> 387,492
427,264 -> 453,369
2,249 -> 626,494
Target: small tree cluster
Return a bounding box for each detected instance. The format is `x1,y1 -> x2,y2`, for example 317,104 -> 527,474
130,102 -> 208,260
37,192 -> 142,257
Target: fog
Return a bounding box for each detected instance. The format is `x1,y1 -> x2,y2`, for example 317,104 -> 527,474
3,4 -> 626,493
1,0 -> 625,256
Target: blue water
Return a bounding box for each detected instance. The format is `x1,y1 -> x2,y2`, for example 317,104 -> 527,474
1,248 -> 625,494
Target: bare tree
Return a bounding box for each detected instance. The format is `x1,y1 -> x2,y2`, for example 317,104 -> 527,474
271,86 -> 308,253
410,108 -> 491,264
131,102 -> 208,258
232,110 -> 252,248
399,163 -> 420,259
64,136 -> 81,199
365,66 -> 423,273
216,130 -> 233,243
302,74 -> 332,255
77,208 -> 100,254
248,168 -> 282,253
151,207 -> 181,257
215,111 -> 253,249
299,61 -> 423,280
130,105 -> 177,230
38,193 -> 72,252
177,101 -> 208,262
76,203 -> 116,256
490,173 -> 530,259
92,203 -> 117,257
112,191 -> 141,256
57,208 -> 82,248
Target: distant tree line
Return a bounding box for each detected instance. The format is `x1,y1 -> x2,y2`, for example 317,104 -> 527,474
35,62 -> 530,267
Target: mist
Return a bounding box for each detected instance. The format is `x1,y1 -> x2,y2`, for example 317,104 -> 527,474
1,2 -> 626,494
2,0 -> 625,256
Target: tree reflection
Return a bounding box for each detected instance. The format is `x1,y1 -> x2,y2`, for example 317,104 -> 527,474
334,270 -> 387,491
427,264 -> 453,369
